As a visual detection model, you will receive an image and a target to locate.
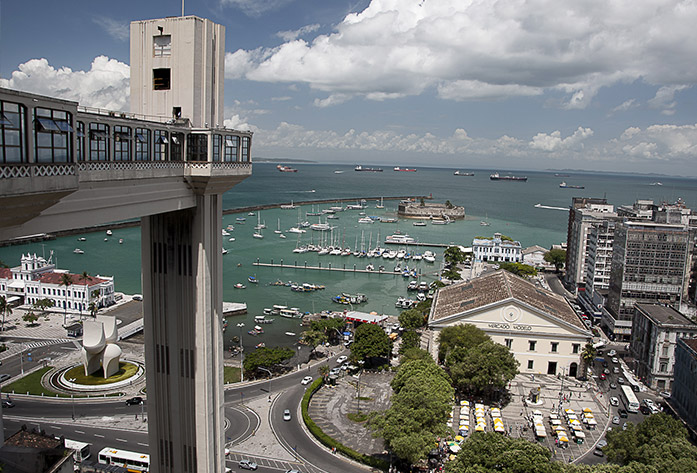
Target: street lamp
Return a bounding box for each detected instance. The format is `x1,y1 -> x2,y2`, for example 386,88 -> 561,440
258,367 -> 272,394
237,323 -> 245,382
69,378 -> 76,420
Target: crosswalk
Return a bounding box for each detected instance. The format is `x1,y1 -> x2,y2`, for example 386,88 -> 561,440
0,338 -> 74,359
227,451 -> 324,473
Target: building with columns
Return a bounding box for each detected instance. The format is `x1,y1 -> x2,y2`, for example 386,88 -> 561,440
428,270 -> 592,378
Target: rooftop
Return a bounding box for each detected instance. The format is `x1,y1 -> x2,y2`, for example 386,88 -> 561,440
679,338 -> 697,353
636,303 -> 697,328
431,270 -> 586,330
4,429 -> 63,449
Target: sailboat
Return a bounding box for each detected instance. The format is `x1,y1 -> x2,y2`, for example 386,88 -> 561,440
376,197 -> 385,209
253,213 -> 264,239
274,218 -> 283,234
480,213 -> 490,226
254,212 -> 266,230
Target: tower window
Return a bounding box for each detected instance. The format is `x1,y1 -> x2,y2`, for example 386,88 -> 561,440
154,35 -> 171,57
153,68 -> 171,90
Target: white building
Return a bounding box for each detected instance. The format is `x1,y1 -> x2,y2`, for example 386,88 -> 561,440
472,233 -> 522,263
522,245 -> 551,270
428,270 -> 592,378
0,254 -> 114,314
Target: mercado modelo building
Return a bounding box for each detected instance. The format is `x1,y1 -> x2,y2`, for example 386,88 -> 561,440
428,270 -> 592,378
0,253 -> 115,314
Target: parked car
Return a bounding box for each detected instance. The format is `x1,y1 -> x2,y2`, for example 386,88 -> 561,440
659,391 -> 671,399
336,355 -> 348,364
609,383 -> 617,390
2,399 -> 14,408
608,349 -> 617,357
618,377 -> 625,384
612,357 -> 619,364
301,376 -> 313,385
329,367 -> 341,376
640,405 -> 651,415
597,439 -> 608,449
593,448 -> 605,457
283,409 -> 291,421
610,397 -> 619,406
612,416 -> 620,425
0,374 -> 11,383
599,373 -> 606,380
603,368 -> 610,374
125,396 -> 144,406
613,367 -> 620,374
618,408 -> 628,418
239,460 -> 258,470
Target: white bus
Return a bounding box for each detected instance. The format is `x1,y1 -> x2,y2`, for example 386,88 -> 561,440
98,447 -> 150,472
63,439 -> 91,463
620,385 -> 639,413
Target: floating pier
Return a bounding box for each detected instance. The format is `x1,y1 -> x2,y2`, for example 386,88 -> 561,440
252,259 -> 435,275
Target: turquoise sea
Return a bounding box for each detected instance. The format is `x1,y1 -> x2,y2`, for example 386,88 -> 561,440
2,164 -> 696,351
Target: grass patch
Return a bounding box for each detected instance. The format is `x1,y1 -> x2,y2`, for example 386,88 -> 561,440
64,362 -> 138,386
1,366 -> 68,397
347,412 -> 369,423
224,366 -> 242,383
356,396 -> 372,401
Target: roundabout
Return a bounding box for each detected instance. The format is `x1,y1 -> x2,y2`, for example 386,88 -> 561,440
50,360 -> 146,393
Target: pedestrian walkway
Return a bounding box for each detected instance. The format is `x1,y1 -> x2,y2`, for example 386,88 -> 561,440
0,338 -> 75,360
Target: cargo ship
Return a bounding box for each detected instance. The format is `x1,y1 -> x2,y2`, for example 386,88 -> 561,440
355,165 -> 383,172
393,167 -> 417,172
453,171 -> 474,176
277,165 -> 298,172
490,172 -> 527,181
559,181 -> 585,189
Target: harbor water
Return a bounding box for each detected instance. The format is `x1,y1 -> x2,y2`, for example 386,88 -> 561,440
2,164 -> 695,352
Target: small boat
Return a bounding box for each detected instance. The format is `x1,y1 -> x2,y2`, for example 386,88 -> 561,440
366,264 -> 374,271
277,164 -> 298,172
413,221 -> 427,226
73,248 -> 84,254
248,212 -> 255,216
77,237 -> 86,241
104,238 -> 108,242
480,221 -> 490,226
248,276 -> 258,284
649,182 -> 663,186
334,170 -> 344,174
253,230 -> 264,239
119,239 -> 124,244
106,230 -> 113,236
234,283 -> 246,289
255,343 -> 266,349
354,165 -> 383,172
254,315 -> 274,324
229,237 -> 236,241
285,331 -> 296,336
222,248 -> 228,255
280,200 -> 297,209
222,229 -> 230,236
423,251 -> 436,263
376,197 -> 385,209
358,217 -> 374,224
274,219 -> 283,234
279,234 -> 287,239
236,217 -> 246,222
453,170 -> 474,176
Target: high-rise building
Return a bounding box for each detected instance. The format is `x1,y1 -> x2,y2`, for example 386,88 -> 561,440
604,221 -> 691,341
672,337 -> 697,435
564,197 -> 616,294
580,218 -> 620,321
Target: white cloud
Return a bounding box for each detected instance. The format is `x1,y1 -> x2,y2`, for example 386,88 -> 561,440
93,16 -> 129,42
277,24 -> 320,42
648,85 -> 690,114
313,94 -> 351,108
226,0 -> 697,107
221,0 -> 293,17
529,127 -> 594,152
0,56 -> 130,110
609,99 -> 638,115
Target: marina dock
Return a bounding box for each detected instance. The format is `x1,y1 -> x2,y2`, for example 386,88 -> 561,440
252,259 -> 438,275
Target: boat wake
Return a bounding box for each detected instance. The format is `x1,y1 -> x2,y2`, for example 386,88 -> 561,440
534,203 -> 567,211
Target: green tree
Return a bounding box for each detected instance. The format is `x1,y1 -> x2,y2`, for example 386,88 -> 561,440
33,298 -> 55,318
398,330 -> 421,354
442,265 -> 462,281
498,262 -> 538,278
59,273 -> 74,326
446,339 -> 519,398
22,311 -> 39,326
79,271 -> 91,320
301,329 -> 328,358
399,347 -> 431,364
580,342 -> 597,379
391,357 -> 450,394
544,248 -> 567,272
437,324 -> 489,363
311,317 -> 345,343
0,295 -> 12,332
318,364 -> 330,378
445,200 -> 453,209
398,309 -> 425,329
351,322 -> 392,366
443,246 -> 467,266
242,346 -> 294,376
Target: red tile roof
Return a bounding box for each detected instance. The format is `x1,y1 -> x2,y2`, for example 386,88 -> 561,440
0,268 -> 12,279
36,272 -> 106,286
431,269 -> 586,330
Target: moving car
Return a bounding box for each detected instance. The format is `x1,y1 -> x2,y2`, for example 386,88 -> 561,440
659,391 -> 671,398
0,374 -> 11,383
301,376 -> 313,385
239,460 -> 258,470
336,355 -> 348,364
2,399 -> 14,408
283,409 -> 291,421
329,367 -> 341,376
125,396 -> 144,406
608,349 -> 617,357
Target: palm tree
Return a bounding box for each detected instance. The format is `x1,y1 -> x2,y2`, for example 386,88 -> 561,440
580,342 -> 597,379
79,271 -> 91,321
59,273 -> 74,326
318,364 -> 330,379
33,298 -> 54,318
0,295 -> 12,332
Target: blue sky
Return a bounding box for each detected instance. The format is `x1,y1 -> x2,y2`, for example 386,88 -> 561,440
2,0 -> 697,176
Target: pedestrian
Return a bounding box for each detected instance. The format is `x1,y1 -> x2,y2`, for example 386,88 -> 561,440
135,414 -> 138,420
268,395 -> 271,402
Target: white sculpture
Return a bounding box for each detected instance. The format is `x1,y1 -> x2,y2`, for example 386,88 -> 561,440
82,315 -> 122,378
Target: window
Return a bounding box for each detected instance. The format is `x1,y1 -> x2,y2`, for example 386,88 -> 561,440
153,130 -> 168,160
527,360 -> 534,370
212,134 -> 221,162
0,100 -> 27,163
34,107 -> 72,163
76,121 -> 85,161
528,340 -> 536,351
572,344 -> 580,354
187,133 -> 208,161
153,68 -> 171,90
224,135 -> 238,162
89,123 -> 109,161
241,136 -> 250,161
135,128 -> 151,161
551,342 -> 558,353
170,133 -> 183,161
113,125 -> 132,161
154,35 -> 172,57
504,338 -> 513,349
